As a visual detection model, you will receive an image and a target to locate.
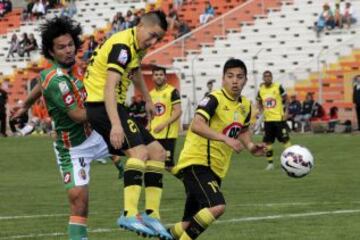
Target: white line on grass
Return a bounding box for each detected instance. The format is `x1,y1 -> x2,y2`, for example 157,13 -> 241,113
0,213 -> 68,220
2,201 -> 359,221
1,209 -> 360,239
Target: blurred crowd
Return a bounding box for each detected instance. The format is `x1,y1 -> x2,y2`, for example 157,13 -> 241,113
315,1 -> 357,37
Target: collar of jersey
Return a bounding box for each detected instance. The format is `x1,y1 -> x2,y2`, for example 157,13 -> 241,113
49,61 -> 73,78
132,27 -> 140,51
221,88 -> 241,102
156,83 -> 168,91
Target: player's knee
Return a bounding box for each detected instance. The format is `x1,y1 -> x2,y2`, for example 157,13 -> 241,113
148,143 -> 166,161
209,204 -> 226,218
68,188 -> 88,217
127,146 -> 149,160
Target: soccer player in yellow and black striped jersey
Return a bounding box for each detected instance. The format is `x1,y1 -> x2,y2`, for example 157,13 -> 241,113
84,11 -> 173,239
169,59 -> 266,240
256,70 -> 292,170
149,66 -> 182,172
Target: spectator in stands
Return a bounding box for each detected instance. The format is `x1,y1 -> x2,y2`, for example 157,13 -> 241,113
297,92 -> 314,132
0,0 -> 5,17
61,0 -> 76,18
0,87 -> 8,137
32,0 -> 45,19
327,106 -> 339,133
3,0 -> 12,15
175,19 -> 191,38
22,0 -> 34,21
9,100 -> 29,135
315,3 -> 335,37
204,80 -> 214,97
353,75 -> 360,130
311,101 -> 326,120
83,35 -> 98,61
7,33 -> 19,58
342,2 -> 356,29
173,0 -> 184,9
18,33 -> 30,57
125,9 -> 135,28
199,1 -> 215,24
287,94 -> 302,131
334,3 -> 343,28
24,33 -> 38,57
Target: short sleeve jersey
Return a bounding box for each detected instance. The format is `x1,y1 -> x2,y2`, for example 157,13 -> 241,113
174,88 -> 251,179
84,27 -> 146,104
256,82 -> 286,122
149,84 -> 181,139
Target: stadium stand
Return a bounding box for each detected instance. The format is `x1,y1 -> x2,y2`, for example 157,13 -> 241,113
142,0 -> 360,125
0,0 -> 146,106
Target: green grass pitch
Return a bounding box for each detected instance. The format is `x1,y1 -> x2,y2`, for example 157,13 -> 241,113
1,133 -> 360,239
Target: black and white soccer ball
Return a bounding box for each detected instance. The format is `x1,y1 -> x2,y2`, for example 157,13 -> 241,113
280,145 -> 314,178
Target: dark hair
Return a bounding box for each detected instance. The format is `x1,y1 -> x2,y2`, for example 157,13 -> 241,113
223,58 -> 247,76
40,16 -> 82,60
263,70 -> 272,76
141,10 -> 168,31
152,65 -> 166,74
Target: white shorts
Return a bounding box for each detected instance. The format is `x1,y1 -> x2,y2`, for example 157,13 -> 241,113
54,130 -> 109,189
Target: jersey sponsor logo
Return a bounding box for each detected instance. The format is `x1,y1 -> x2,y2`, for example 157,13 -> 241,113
63,92 -> 75,106
154,102 -> 166,116
199,97 -> 210,107
222,122 -> 243,139
58,81 -> 70,94
78,168 -> 87,180
264,97 -> 277,108
223,105 -> 229,111
118,49 -> 128,65
64,172 -> 71,184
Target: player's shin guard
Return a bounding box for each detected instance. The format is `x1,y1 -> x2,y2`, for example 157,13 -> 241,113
124,158 -> 145,217
180,208 -> 215,240
283,141 -> 292,149
68,216 -> 87,240
266,144 -> 274,164
169,222 -> 185,240
144,160 -> 164,219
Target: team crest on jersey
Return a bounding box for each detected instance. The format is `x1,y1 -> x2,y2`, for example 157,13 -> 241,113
78,168 -> 87,180
58,81 -> 70,94
63,92 -> 75,106
154,102 -> 166,116
222,122 -> 243,139
64,172 -> 71,184
264,97 -> 277,108
199,97 -> 210,107
118,49 -> 128,65
223,105 -> 229,111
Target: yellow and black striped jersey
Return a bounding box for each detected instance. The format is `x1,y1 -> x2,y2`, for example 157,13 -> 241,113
256,82 -> 286,122
149,84 -> 181,139
174,88 -> 251,179
84,27 -> 146,104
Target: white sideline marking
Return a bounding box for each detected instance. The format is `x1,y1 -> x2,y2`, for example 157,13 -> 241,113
1,209 -> 360,239
1,201 -> 359,221
0,213 -> 68,221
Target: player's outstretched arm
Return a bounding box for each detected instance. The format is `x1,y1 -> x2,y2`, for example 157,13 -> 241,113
191,114 -> 243,153
238,128 -> 266,156
11,81 -> 42,120
105,70 -> 124,149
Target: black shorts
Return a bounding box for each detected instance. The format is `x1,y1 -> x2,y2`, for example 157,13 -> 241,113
263,121 -> 290,143
179,165 -> 225,221
85,102 -> 155,155
157,138 -> 176,167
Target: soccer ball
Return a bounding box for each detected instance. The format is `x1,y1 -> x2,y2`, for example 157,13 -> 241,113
280,145 -> 314,178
